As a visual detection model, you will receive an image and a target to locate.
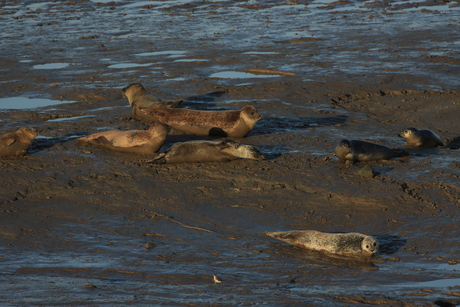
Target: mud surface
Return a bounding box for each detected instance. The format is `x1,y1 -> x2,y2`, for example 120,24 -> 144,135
1,0 -> 460,306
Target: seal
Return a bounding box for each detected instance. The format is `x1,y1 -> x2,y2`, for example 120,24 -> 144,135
141,105 -> 262,137
122,83 -> 183,122
76,122 -> 169,154
149,139 -> 264,163
328,139 -> 409,165
266,230 -> 379,257
0,127 -> 38,158
399,127 -> 444,147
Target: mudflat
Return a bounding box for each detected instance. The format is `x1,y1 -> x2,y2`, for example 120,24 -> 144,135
1,1 -> 460,305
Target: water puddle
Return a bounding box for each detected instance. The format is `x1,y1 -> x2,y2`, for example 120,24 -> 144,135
47,115 -> 95,122
108,63 -> 153,69
135,50 -> 187,58
0,97 -> 75,110
210,71 -> 280,79
174,59 -> 208,62
33,63 -> 70,70
243,51 -> 280,55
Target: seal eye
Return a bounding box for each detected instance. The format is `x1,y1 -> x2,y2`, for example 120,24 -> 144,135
366,245 -> 369,249
373,242 -> 376,246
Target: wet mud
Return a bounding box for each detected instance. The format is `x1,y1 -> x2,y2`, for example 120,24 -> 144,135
1,0 -> 460,305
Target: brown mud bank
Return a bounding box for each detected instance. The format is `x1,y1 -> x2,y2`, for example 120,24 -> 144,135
1,0 -> 460,305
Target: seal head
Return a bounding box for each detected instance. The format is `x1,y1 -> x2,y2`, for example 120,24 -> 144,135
122,83 -> 183,122
0,127 -> 38,158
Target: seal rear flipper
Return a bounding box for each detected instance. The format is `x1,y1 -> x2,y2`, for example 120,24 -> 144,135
165,99 -> 183,108
391,148 -> 410,157
146,153 -> 167,164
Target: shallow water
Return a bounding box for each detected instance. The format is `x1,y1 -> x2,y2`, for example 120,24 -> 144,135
0,97 -> 75,110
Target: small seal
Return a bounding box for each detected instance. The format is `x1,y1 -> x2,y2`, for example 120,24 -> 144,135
149,139 -> 264,164
328,139 -> 409,165
122,83 -> 183,122
266,230 -> 379,257
76,122 -> 169,154
141,105 -> 262,137
0,127 -> 38,158
399,127 -> 444,147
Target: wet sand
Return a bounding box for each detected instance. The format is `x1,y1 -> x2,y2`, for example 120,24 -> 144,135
1,0 -> 460,305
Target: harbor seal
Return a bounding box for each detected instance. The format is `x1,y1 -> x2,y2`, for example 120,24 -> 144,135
122,83 -> 183,122
76,122 -> 169,154
328,139 -> 409,165
0,127 -> 38,158
399,127 -> 444,147
266,230 -> 379,257
141,105 -> 262,137
149,139 -> 264,163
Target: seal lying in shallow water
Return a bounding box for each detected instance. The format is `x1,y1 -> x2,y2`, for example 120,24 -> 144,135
328,139 -> 409,165
76,122 -> 169,154
266,230 -> 379,257
122,83 -> 183,122
149,139 -> 264,164
141,105 -> 262,137
0,127 -> 38,158
399,127 -> 444,147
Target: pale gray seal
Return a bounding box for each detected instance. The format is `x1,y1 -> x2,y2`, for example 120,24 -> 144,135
149,139 -> 264,164
122,83 -> 183,122
399,127 -> 444,147
266,230 -> 379,257
141,105 -> 262,137
329,139 -> 409,165
0,127 -> 38,158
76,122 -> 168,154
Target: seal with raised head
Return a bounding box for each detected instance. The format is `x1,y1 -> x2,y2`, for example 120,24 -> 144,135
266,230 -> 379,257
149,139 -> 264,164
328,139 -> 409,165
122,83 -> 183,122
399,127 -> 444,147
0,127 -> 38,158
141,105 -> 262,137
76,122 -> 169,154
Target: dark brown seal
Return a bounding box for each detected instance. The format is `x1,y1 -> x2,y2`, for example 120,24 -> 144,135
76,122 -> 169,154
149,139 -> 264,164
329,139 -> 409,165
266,230 -> 379,257
122,83 -> 183,122
399,127 -> 444,147
141,105 -> 262,137
0,127 -> 38,158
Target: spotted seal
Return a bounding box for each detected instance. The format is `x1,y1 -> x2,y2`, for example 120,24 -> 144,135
141,105 -> 262,137
328,139 -> 409,165
399,127 -> 444,147
76,122 -> 168,154
122,83 -> 183,122
149,139 -> 264,164
266,230 -> 379,257
0,127 -> 38,158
